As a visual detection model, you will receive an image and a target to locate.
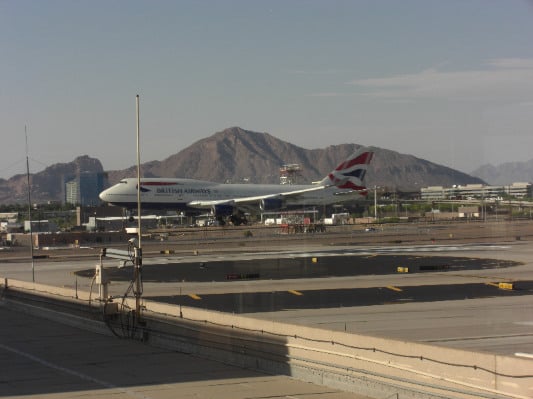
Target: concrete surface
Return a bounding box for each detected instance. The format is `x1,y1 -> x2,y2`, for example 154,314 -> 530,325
0,301 -> 371,399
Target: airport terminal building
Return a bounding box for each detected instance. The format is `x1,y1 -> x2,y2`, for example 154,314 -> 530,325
421,182 -> 532,201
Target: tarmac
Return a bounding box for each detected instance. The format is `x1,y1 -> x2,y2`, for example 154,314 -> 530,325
2,219 -> 533,398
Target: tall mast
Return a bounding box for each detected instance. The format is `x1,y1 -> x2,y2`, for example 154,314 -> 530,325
25,126 -> 35,282
134,95 -> 142,318
136,95 -> 142,248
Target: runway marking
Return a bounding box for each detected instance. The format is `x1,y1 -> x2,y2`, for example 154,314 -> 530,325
188,294 -> 202,300
515,352 -> 533,359
386,286 -> 403,292
288,290 -> 303,296
515,322 -> 533,326
0,343 -> 151,398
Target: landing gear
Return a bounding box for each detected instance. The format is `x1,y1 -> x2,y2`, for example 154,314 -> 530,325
229,213 -> 248,226
214,213 -> 248,226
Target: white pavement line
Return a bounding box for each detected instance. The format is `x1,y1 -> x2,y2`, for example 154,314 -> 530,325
515,352 -> 533,359
0,343 -> 151,399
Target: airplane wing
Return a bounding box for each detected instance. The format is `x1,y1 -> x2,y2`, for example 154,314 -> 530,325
233,184 -> 329,203
187,184 -> 327,209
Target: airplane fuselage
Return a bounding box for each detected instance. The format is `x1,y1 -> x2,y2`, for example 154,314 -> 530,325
99,147 -> 373,216
99,177 -> 362,211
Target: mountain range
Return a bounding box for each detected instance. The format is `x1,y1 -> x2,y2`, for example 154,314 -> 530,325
0,127 -> 493,205
471,160 -> 533,186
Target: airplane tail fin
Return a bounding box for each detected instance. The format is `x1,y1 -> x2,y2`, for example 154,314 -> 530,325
319,146 -> 374,195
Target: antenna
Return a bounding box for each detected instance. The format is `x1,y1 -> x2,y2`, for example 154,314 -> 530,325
136,94 -> 142,248
25,126 -> 35,282
134,94 -> 143,319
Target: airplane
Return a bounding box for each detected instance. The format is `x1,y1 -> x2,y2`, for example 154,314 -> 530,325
99,146 -> 374,224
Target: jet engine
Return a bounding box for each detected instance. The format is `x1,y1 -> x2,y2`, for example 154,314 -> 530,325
211,203 -> 235,217
260,197 -> 285,211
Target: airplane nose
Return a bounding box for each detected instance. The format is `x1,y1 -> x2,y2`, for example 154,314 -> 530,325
99,188 -> 109,202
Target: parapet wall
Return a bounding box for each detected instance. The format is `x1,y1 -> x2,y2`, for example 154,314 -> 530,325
2,277 -> 532,399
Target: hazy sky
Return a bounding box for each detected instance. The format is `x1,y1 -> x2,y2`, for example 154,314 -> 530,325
2,0 -> 533,179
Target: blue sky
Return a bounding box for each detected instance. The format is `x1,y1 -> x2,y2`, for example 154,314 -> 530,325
1,0 -> 533,179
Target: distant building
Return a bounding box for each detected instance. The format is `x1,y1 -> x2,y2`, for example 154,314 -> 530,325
0,212 -> 21,233
65,172 -> 107,206
65,180 -> 79,205
458,206 -> 480,218
421,182 -> 532,201
0,212 -> 18,222
507,182 -> 533,198
24,220 -> 58,233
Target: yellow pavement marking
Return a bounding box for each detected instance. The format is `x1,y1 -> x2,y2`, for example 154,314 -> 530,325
188,294 -> 202,300
386,286 -> 403,292
498,282 -> 514,290
288,290 -> 303,296
485,282 -> 514,290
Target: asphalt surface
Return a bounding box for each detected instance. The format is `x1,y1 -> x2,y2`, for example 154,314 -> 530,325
149,280 -> 533,313
75,252 -> 521,282
73,252 -> 529,314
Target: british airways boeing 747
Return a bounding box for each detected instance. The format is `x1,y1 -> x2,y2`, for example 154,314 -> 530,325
99,147 -> 373,221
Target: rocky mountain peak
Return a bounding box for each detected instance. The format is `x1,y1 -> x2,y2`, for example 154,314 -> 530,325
0,127 -> 486,205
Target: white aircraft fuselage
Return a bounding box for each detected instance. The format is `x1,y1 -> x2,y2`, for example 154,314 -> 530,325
99,147 -> 374,216
99,177 -> 364,211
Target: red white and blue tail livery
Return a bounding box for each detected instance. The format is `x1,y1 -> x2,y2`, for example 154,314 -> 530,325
321,150 -> 373,193
99,146 -> 374,216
